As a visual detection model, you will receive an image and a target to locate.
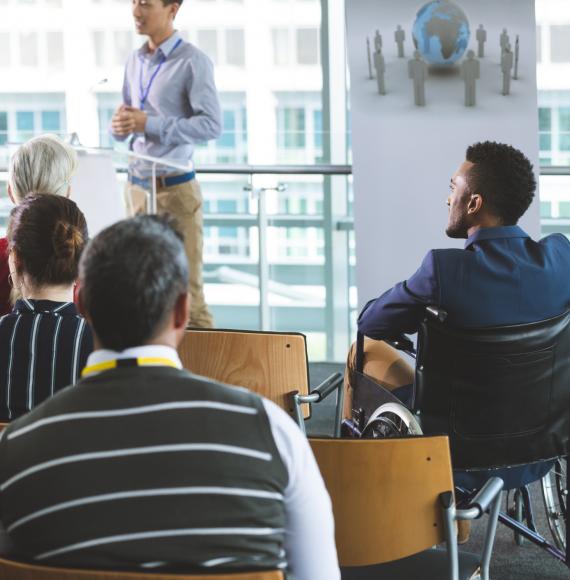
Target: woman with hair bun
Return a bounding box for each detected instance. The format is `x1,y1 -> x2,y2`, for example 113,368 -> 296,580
0,134 -> 78,316
0,194 -> 92,421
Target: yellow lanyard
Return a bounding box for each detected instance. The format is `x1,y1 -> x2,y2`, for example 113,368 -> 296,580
81,357 -> 179,378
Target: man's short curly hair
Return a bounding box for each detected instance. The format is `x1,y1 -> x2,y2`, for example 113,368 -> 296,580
465,141 -> 536,225
162,0 -> 183,5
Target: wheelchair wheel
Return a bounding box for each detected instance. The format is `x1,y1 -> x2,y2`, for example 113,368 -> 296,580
513,489 -> 526,546
541,458 -> 567,551
362,402 -> 423,438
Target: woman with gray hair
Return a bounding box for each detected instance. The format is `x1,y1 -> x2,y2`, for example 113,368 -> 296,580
0,134 -> 78,315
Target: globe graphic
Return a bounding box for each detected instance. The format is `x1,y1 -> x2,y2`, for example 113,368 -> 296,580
412,0 -> 470,66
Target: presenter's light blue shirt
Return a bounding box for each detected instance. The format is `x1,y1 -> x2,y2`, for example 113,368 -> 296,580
113,31 -> 222,176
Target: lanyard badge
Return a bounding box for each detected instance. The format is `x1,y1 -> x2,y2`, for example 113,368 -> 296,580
138,38 -> 183,111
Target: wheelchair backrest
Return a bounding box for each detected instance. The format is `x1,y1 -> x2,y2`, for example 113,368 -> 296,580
415,309 -> 570,469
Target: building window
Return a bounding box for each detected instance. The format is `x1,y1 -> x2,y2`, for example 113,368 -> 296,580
539,107 -> 552,152
41,111 -> 61,132
296,28 -> 319,65
272,28 -> 290,66
20,32 -> 38,67
278,107 -> 306,149
225,29 -> 245,67
16,111 -> 34,142
559,107 -> 570,151
197,29 -> 218,64
550,25 -> 570,64
0,32 -> 10,67
0,112 -> 7,145
46,31 -> 64,68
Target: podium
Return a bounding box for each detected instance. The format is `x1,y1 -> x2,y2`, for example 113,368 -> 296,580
70,149 -> 127,237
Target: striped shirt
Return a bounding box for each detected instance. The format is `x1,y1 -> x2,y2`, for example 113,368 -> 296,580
0,299 -> 93,421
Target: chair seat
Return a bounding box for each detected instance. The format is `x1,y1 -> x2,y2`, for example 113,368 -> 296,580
341,548 -> 480,580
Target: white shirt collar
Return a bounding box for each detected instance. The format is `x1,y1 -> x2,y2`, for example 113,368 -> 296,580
85,345 -> 182,376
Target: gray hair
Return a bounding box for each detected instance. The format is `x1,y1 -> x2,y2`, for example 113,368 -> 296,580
8,134 -> 78,202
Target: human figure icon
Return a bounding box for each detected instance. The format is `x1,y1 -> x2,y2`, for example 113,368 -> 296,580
500,28 -> 510,54
476,24 -> 487,58
461,50 -> 480,107
395,25 -> 406,58
408,50 -> 428,106
501,44 -> 514,95
514,35 -> 520,80
374,30 -> 383,52
374,49 -> 387,95
367,37 -> 373,79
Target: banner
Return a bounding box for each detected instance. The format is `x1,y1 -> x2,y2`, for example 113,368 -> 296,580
346,0 -> 540,308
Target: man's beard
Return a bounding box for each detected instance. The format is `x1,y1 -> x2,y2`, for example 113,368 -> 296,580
446,215 -> 469,239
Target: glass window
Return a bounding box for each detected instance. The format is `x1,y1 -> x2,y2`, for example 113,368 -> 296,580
314,109 -> 323,149
197,29 -> 218,64
540,201 -> 552,218
296,28 -> 319,65
0,32 -> 10,67
550,25 -> 570,64
272,28 -> 290,66
278,107 -> 306,149
219,110 -> 237,148
16,111 -> 35,141
559,201 -> 570,218
218,199 -> 238,213
539,107 -> 552,151
225,29 -> 245,67
0,112 -> 7,145
20,32 -> 38,66
41,110 -> 61,132
559,107 -> 570,151
93,31 -> 106,67
46,31 -> 64,68
113,30 -> 132,66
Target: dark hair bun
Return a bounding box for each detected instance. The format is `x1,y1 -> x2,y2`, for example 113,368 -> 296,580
53,221 -> 84,261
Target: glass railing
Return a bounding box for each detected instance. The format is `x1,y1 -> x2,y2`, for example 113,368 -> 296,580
0,143 -> 568,361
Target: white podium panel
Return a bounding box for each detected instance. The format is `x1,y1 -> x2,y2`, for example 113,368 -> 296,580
70,150 -> 127,237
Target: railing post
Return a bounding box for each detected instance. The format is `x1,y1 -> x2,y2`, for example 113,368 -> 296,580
150,162 -> 158,215
255,176 -> 270,331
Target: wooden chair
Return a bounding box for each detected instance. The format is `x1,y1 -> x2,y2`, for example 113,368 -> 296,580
0,559 -> 283,580
178,329 -> 343,434
309,436 -> 503,580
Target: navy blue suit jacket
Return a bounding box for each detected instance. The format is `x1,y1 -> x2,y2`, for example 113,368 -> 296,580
359,226 -> 570,339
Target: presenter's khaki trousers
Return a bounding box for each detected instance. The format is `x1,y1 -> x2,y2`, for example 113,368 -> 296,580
343,338 -> 414,419
125,179 -> 214,329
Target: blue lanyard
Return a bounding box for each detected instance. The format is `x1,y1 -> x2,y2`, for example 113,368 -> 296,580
138,38 -> 183,110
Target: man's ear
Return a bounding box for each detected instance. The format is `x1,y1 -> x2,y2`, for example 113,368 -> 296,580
173,292 -> 190,330
76,284 -> 87,317
170,2 -> 181,21
467,193 -> 483,215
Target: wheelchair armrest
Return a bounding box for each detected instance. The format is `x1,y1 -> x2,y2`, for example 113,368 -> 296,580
385,335 -> 416,354
426,306 -> 448,322
310,372 -> 343,403
456,477 -> 504,520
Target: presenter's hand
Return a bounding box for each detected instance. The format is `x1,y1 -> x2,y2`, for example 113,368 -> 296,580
111,105 -> 136,136
124,107 -> 148,134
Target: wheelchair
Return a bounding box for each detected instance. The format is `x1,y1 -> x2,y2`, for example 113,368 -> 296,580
342,307 -> 570,566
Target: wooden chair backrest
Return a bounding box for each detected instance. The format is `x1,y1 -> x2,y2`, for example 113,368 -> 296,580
178,330 -> 310,418
0,559 -> 283,580
309,436 -> 454,567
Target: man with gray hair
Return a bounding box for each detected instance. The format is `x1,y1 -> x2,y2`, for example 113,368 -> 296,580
0,215 -> 340,579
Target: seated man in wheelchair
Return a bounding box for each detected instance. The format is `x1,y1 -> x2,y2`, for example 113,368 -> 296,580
344,142 -> 570,511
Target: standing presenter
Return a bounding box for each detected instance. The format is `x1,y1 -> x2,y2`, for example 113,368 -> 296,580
111,0 -> 221,328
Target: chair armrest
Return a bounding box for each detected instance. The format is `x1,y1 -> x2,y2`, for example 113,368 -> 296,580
456,477 -> 504,520
309,372 -> 343,403
385,335 -> 416,354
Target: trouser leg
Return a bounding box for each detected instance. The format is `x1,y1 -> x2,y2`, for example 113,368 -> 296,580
124,183 -> 149,216
343,337 -> 414,419
156,179 -> 214,329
